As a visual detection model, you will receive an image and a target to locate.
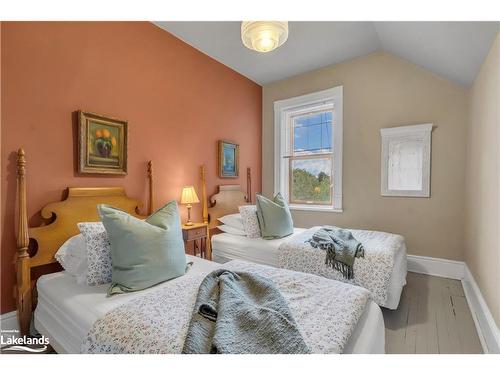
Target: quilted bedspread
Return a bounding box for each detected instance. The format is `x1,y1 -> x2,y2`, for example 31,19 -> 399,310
278,227 -> 405,307
82,260 -> 370,354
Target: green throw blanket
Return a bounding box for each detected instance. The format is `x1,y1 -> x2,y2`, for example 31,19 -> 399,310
182,269 -> 310,354
307,226 -> 365,279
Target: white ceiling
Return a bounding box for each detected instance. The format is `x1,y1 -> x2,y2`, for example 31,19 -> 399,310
154,21 -> 499,86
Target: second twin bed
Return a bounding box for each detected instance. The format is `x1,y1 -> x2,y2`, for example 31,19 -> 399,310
212,227 -> 407,310
208,185 -> 408,311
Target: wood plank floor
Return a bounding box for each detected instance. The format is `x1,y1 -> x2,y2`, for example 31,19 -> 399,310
383,272 -> 483,354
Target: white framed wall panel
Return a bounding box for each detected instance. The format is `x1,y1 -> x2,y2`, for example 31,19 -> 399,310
380,123 -> 433,197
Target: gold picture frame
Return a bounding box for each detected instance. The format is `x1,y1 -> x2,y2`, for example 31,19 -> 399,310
218,140 -> 239,178
78,110 -> 128,175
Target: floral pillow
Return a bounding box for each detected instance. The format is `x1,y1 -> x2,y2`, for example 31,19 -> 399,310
77,222 -> 112,286
238,205 -> 261,238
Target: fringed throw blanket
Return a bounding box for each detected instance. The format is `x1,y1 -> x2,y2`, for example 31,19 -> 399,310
82,260 -> 370,354
182,269 -> 310,354
306,226 -> 365,279
279,227 -> 405,307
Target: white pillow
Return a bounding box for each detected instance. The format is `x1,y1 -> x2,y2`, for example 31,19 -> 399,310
217,225 -> 246,236
238,205 -> 261,238
54,234 -> 87,277
218,213 -> 244,231
77,222 -> 112,286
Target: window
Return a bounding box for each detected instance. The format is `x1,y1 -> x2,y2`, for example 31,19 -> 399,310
274,87 -> 343,211
290,110 -> 333,205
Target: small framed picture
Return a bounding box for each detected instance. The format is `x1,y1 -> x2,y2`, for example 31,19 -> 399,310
78,110 -> 128,175
218,140 -> 239,178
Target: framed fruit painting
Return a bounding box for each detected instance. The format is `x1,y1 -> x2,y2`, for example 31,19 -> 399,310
78,110 -> 128,175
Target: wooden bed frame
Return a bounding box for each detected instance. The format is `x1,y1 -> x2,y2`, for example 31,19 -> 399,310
201,165 -> 252,230
15,149 -> 154,336
15,150 -> 253,337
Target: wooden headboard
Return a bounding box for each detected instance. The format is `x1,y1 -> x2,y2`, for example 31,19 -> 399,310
207,185 -> 249,229
200,165 -> 252,230
15,149 -> 154,336
29,187 -> 144,268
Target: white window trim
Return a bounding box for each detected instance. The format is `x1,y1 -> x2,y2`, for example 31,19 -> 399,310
274,86 -> 343,212
380,123 -> 433,197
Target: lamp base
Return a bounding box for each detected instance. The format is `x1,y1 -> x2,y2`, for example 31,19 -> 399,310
185,205 -> 193,226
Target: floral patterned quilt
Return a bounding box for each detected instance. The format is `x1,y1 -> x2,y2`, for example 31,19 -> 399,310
278,227 -> 405,307
82,260 -> 370,354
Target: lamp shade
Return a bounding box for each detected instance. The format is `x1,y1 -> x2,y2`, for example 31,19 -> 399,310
241,21 -> 289,53
180,186 -> 200,205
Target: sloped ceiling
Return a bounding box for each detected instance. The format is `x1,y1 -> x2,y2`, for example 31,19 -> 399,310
154,21 -> 499,86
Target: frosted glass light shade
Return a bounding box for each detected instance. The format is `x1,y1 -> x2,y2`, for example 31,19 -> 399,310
180,186 -> 200,204
241,21 -> 289,53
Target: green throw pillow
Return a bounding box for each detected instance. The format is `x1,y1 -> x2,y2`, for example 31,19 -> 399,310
98,201 -> 187,296
256,193 -> 294,239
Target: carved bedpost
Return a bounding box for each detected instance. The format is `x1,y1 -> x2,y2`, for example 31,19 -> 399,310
16,148 -> 31,337
201,165 -> 208,224
147,161 -> 154,215
247,167 -> 252,203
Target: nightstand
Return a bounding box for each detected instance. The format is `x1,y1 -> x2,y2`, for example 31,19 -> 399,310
182,223 -> 211,260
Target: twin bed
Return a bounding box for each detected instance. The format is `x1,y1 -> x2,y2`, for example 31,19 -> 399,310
14,150 -> 404,354
212,229 -> 407,309
208,185 -> 407,310
35,255 -> 385,353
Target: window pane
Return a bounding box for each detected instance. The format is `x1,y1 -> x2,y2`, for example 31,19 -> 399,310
291,158 -> 332,204
293,111 -> 332,155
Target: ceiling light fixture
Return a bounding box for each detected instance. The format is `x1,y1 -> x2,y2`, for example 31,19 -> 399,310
241,21 -> 289,53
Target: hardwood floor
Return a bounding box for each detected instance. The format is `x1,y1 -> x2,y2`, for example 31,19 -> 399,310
383,272 -> 483,354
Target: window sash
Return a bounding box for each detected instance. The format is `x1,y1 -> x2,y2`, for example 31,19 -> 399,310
288,154 -> 334,205
290,109 -> 333,156
274,86 -> 343,212
287,108 -> 334,206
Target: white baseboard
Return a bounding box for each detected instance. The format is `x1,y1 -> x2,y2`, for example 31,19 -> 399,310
0,310 -> 20,341
462,265 -> 500,354
407,254 -> 499,354
407,254 -> 465,280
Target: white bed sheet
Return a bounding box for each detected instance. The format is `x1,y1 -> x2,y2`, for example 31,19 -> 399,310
34,255 -> 217,354
212,230 -> 407,309
34,255 -> 385,354
212,228 -> 307,266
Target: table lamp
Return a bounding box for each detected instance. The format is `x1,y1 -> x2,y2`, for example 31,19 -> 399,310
180,186 -> 200,226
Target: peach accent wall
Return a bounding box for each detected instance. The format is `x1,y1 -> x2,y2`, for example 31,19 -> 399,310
0,22 -> 262,314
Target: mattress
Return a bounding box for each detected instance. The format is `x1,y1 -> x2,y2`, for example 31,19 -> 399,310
34,255 -> 217,354
212,230 -> 407,309
34,255 -> 384,354
212,228 -> 308,266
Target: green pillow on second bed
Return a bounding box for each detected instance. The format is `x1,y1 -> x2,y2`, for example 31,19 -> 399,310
98,201 -> 187,296
256,193 -> 294,239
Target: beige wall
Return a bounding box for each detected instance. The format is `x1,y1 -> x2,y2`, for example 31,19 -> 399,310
465,33 -> 500,326
263,52 -> 469,261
